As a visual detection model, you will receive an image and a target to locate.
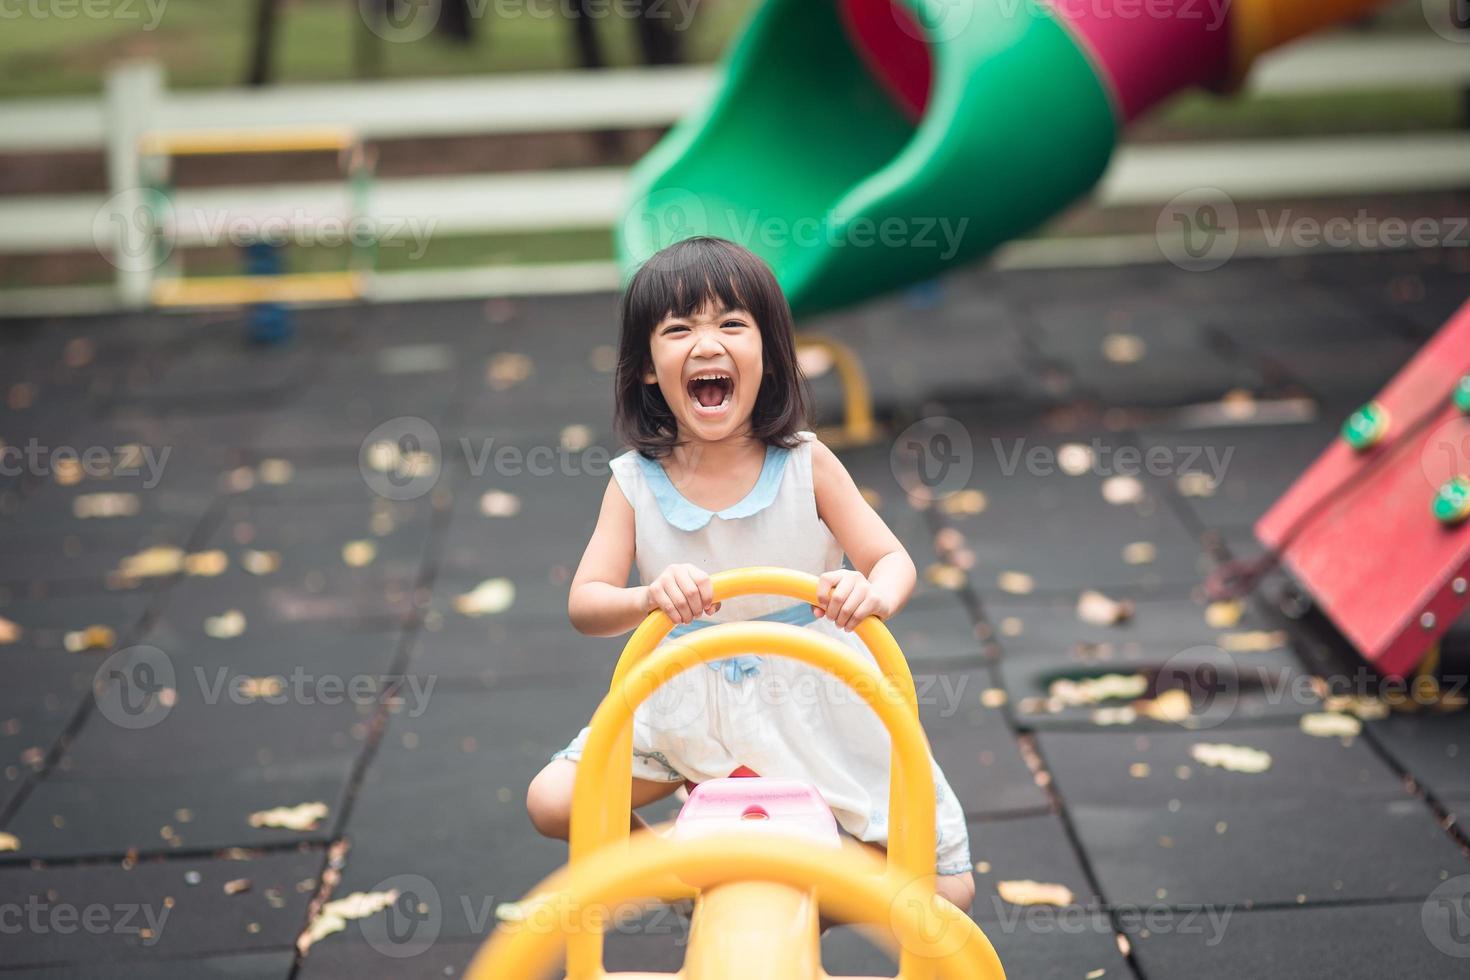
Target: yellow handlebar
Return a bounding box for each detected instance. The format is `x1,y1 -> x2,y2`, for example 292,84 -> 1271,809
465,835 -> 1005,980
566,568 -> 937,979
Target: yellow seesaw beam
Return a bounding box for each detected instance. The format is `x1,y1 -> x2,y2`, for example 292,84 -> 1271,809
138,126 -> 359,157
464,834 -> 1004,980
150,272 -> 364,308
566,568 -> 948,980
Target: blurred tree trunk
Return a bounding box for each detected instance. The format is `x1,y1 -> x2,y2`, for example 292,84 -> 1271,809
247,0 -> 282,86
567,0 -> 606,70
355,0 -> 386,79
630,0 -> 683,65
436,0 -> 477,42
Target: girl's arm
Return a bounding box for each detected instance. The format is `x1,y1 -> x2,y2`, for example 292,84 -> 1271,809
811,438 -> 918,622
567,477 -> 652,636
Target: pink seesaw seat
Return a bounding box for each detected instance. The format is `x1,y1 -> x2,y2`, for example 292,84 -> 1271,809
673,776 -> 842,849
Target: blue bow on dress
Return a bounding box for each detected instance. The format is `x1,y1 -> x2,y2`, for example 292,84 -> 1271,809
666,603 -> 820,683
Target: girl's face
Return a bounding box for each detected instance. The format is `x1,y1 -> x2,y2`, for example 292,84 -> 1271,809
643,301 -> 764,444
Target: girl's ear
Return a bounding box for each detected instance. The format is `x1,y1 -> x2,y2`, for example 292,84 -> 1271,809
642,365 -> 657,385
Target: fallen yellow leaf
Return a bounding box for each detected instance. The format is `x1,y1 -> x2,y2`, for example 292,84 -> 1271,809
1190,743 -> 1272,773
249,801 -> 328,832
1049,674 -> 1148,707
1077,590 -> 1134,626
998,571 -> 1034,595
205,610 -> 247,639
64,625 -> 116,653
0,832 -> 18,852
454,579 -> 515,617
299,889 -> 399,951
0,617 -> 21,645
997,880 -> 1075,907
1300,713 -> 1362,738
1204,601 -> 1243,629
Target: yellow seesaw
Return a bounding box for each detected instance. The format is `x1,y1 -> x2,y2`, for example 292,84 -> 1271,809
465,566 -> 1006,979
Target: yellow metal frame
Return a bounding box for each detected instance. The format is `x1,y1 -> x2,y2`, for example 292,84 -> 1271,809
463,835 -> 1005,980
138,126 -> 372,309
150,271 -> 365,308
482,566 -> 995,979
797,334 -> 879,449
137,126 -> 358,157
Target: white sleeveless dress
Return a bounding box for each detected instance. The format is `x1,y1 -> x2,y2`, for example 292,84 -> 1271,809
553,431 -> 972,876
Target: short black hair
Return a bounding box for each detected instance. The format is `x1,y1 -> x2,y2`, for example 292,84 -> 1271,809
614,236 -> 810,459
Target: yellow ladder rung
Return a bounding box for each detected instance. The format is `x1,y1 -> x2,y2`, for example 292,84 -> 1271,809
151,272 -> 364,308
139,127 -> 358,157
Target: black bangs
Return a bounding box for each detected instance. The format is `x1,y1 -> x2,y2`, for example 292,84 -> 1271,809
614,237 -> 811,459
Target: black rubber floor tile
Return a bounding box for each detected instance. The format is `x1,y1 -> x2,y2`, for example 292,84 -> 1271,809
137,620 -> 406,681
1071,797 -> 1467,907
4,771 -> 351,859
295,936 -> 486,980
933,423 -> 1208,596
53,692 -> 373,783
1029,299 -> 1265,407
1137,418 -> 1339,533
1367,711 -> 1470,801
885,594 -> 985,666
1128,900 -> 1469,980
0,650 -> 93,812
817,285 -> 1047,405
0,848 -> 321,965
919,669 -> 1050,818
1207,292 -> 1416,402
819,913 -> 1135,980
13,950 -> 296,979
0,524 -> 198,596
407,612 -> 621,687
967,814 -> 1099,921
1037,725 -> 1409,808
1299,246 -> 1470,338
337,689 -> 604,935
983,913 -> 1135,980
155,571 -> 419,631
0,592 -> 154,653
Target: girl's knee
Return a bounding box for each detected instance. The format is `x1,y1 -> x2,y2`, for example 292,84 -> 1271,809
526,761 -> 575,840
936,871 -> 975,914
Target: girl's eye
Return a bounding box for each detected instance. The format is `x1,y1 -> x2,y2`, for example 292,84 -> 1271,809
722,320 -> 745,329
662,325 -> 689,335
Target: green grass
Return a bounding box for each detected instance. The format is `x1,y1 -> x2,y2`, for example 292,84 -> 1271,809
0,0 -> 756,98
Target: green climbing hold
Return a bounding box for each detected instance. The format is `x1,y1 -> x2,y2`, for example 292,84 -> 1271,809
1454,375 -> 1470,414
1433,477 -> 1470,526
1341,401 -> 1389,451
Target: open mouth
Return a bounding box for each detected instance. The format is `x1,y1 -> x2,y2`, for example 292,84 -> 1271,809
686,373 -> 734,416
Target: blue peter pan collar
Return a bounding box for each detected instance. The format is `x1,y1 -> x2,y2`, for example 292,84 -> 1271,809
634,443 -> 791,531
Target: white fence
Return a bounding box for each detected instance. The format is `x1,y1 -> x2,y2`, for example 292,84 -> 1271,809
0,34 -> 1467,316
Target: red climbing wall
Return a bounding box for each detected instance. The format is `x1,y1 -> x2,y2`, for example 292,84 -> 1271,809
1257,298 -> 1470,677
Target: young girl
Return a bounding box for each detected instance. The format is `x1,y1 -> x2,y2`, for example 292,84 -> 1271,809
525,236 -> 974,911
